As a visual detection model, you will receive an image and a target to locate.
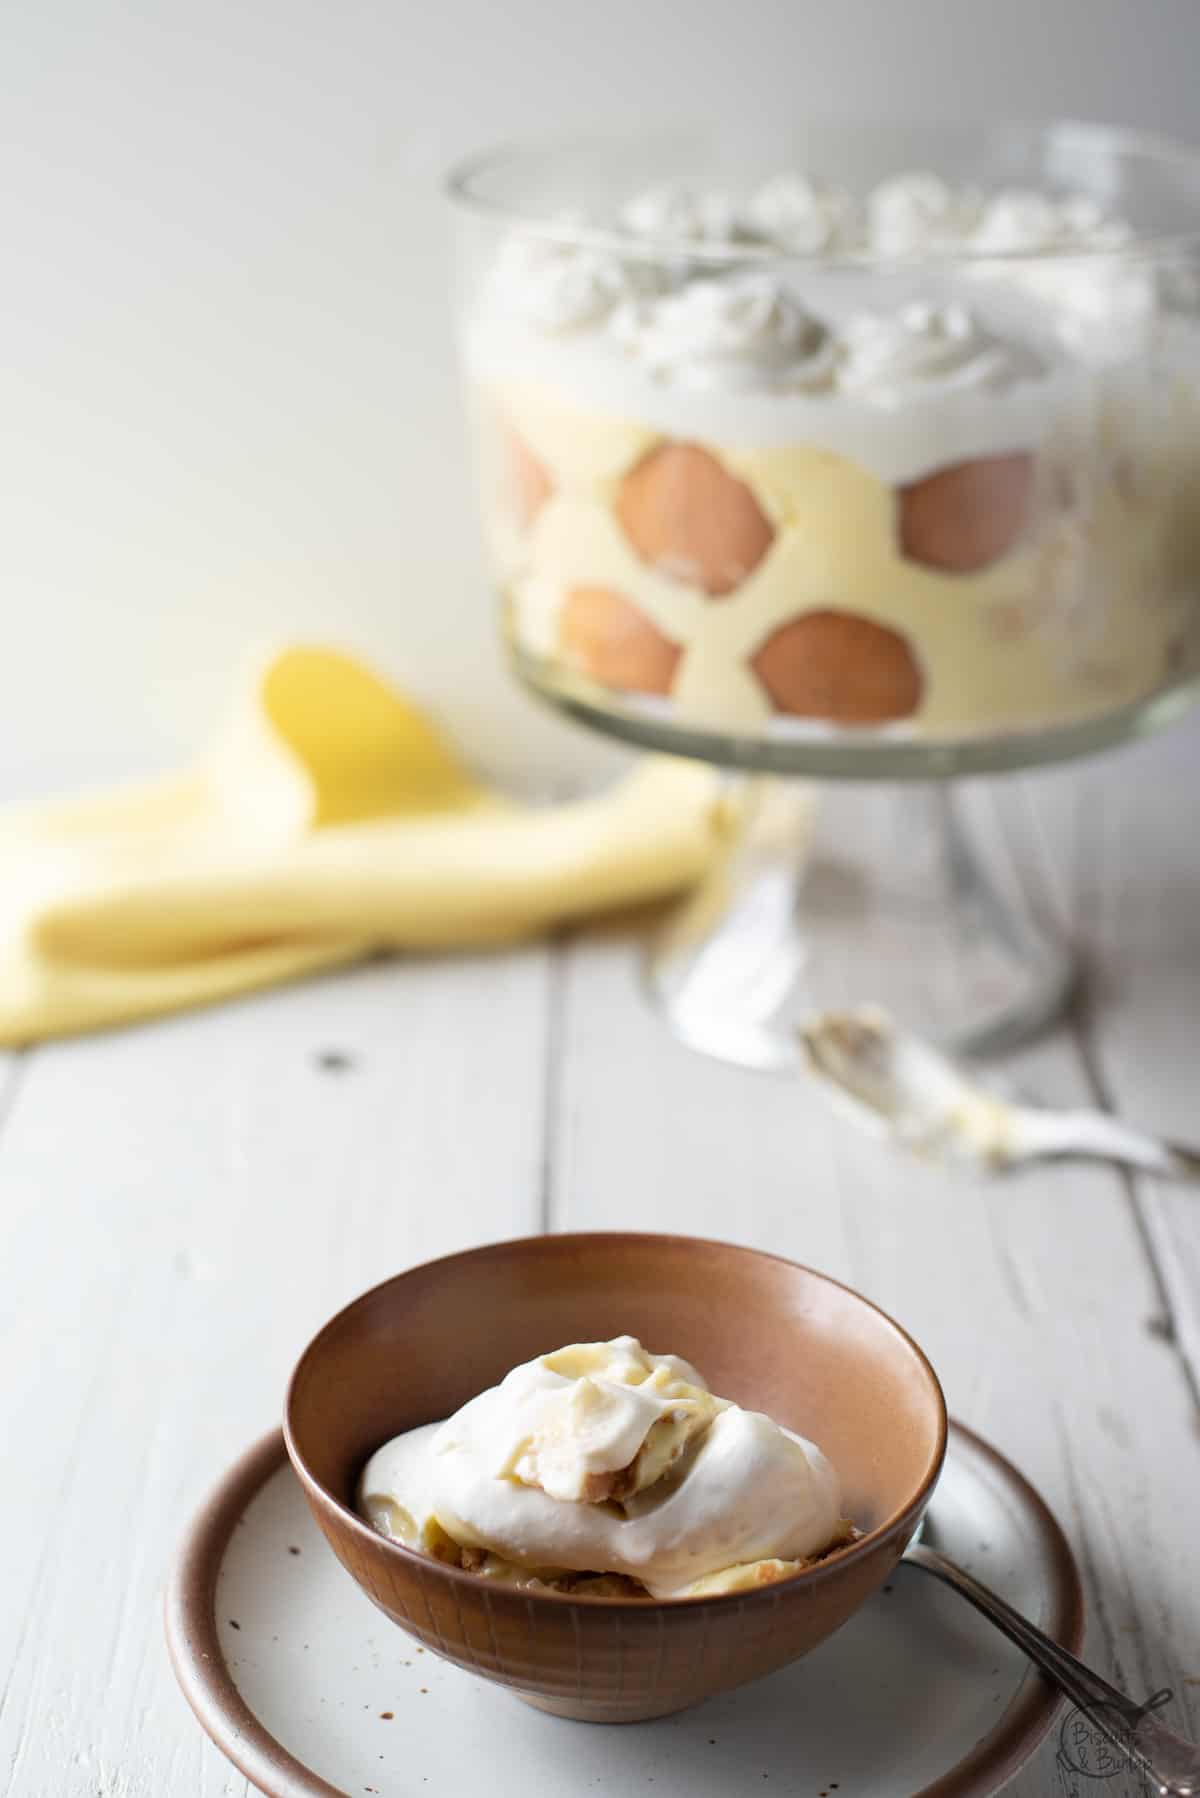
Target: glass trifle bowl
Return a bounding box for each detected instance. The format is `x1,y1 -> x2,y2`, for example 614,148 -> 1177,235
448,123 -> 1200,1068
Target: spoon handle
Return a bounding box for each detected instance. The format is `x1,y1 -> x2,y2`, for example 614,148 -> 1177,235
1011,1106 -> 1200,1181
903,1543 -> 1200,1795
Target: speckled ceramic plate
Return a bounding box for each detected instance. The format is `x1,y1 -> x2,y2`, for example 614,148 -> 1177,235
165,1422 -> 1082,1798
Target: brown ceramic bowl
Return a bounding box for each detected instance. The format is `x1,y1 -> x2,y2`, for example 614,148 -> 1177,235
284,1232 -> 946,1724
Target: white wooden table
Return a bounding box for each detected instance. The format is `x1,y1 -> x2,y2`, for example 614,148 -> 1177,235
2,718 -> 1198,1798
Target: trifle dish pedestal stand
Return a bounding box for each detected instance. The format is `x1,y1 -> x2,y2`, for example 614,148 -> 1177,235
518,658 -> 1200,1071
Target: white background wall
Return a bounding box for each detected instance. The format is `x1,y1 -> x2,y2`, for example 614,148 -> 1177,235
5,0 -> 1199,788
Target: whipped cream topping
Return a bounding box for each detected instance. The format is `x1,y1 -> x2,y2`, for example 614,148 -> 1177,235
614,274 -> 837,392
867,172 -> 984,256
359,1337 -> 844,1599
498,1339 -> 719,1503
962,190 -> 1148,359
488,218 -> 665,332
620,182 -> 748,245
858,172 -> 1133,262
745,174 -> 853,253
970,189 -> 1134,256
837,301 -> 1043,402
467,166 -> 1149,443
487,174 -> 1132,307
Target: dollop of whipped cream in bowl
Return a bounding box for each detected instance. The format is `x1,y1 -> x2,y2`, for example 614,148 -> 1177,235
836,300 -> 1044,404
614,273 -> 837,392
358,1336 -> 851,1599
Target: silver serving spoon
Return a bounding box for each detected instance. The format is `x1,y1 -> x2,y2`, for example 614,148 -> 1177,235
903,1538 -> 1200,1795
799,1007 -> 1200,1180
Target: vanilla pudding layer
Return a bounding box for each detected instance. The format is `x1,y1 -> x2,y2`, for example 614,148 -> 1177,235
472,348 -> 1199,742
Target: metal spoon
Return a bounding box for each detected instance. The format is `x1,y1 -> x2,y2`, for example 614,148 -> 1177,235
799,1007 -> 1200,1180
904,1540 -> 1200,1795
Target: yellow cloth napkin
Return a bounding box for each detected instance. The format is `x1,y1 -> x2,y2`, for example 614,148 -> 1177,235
0,646 -> 727,1046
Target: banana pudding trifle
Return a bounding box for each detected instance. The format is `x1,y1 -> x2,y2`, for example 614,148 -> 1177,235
359,1337 -> 857,1599
461,164 -> 1200,752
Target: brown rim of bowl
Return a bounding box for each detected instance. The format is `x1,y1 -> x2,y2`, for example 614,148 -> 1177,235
165,1420 -> 1084,1798
281,1231 -> 949,1611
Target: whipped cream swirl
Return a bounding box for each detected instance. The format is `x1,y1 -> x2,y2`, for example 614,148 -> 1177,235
868,172 -> 1131,260
867,172 -> 983,256
489,218 -> 665,332
620,182 -> 749,245
836,301 -> 1042,403
615,273 -> 836,391
971,189 -> 1133,256
745,174 -> 854,253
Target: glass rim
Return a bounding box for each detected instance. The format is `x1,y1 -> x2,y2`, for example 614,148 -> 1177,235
444,117 -> 1200,269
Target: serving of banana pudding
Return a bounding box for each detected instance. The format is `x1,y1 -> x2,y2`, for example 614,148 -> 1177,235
359,1337 -> 856,1599
462,162 -> 1200,750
